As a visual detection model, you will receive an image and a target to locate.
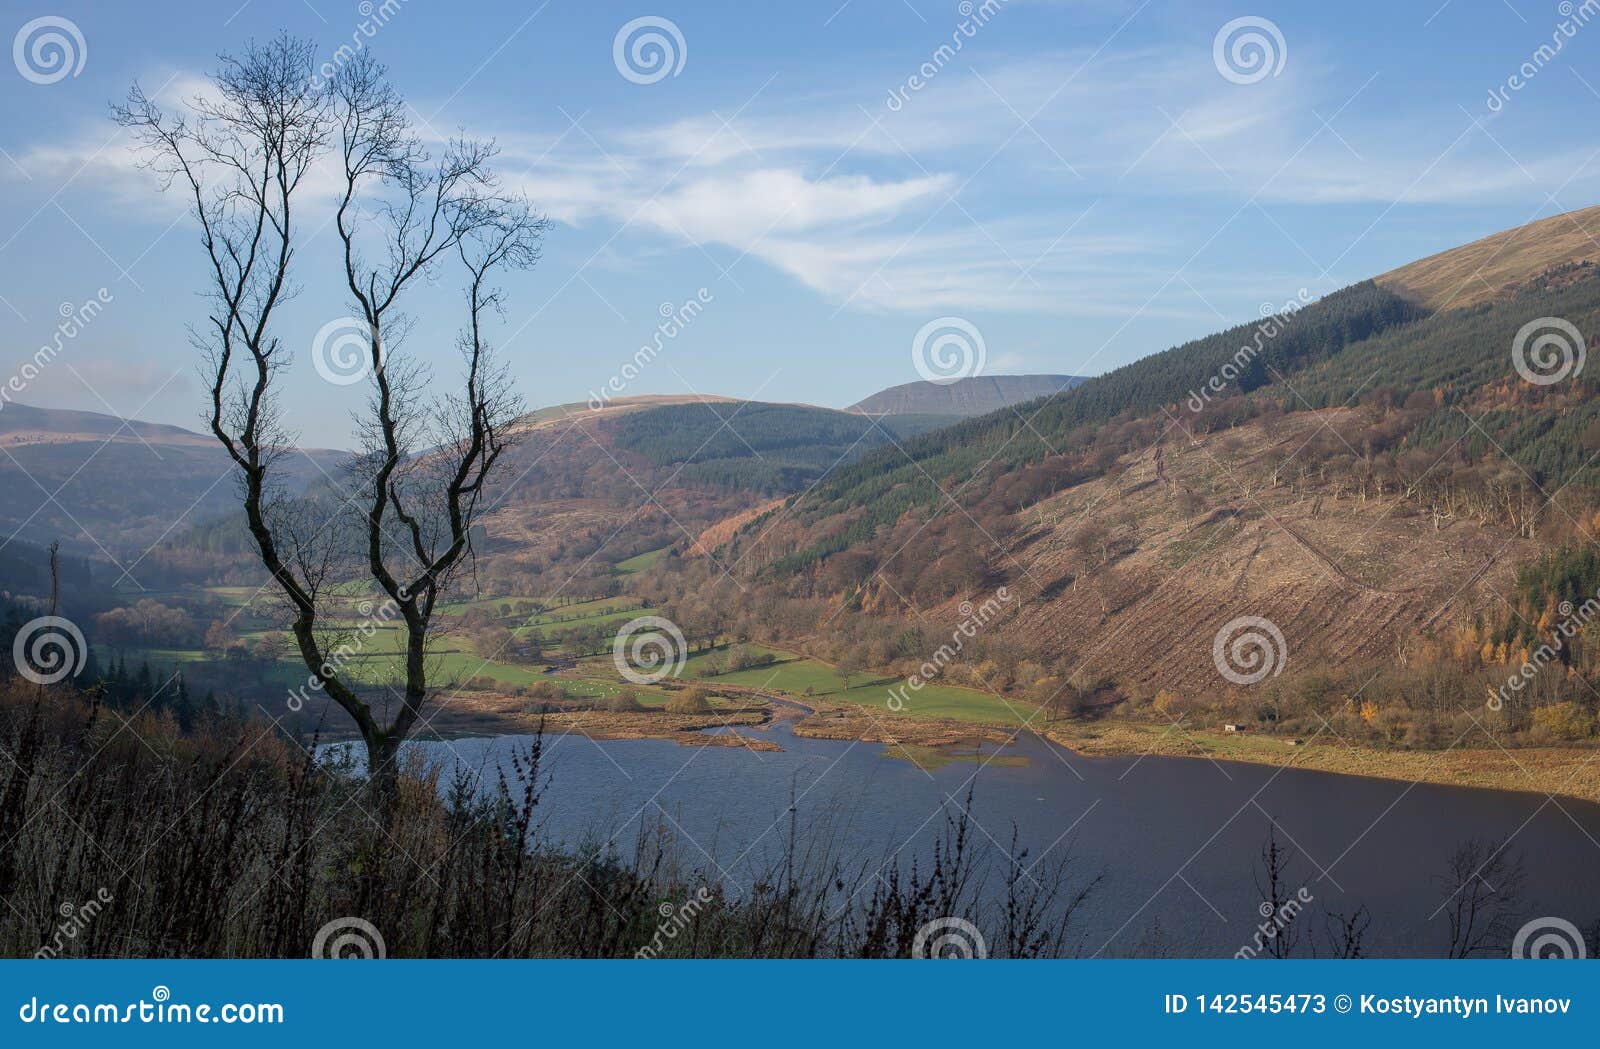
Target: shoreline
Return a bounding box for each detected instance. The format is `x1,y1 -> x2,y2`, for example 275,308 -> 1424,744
303,683 -> 1600,805
1040,720 -> 1600,806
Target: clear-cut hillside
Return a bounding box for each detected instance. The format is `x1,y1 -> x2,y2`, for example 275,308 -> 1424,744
709,205 -> 1600,700
935,411 -> 1531,695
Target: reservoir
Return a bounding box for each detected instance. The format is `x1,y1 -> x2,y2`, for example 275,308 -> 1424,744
327,717 -> 1600,957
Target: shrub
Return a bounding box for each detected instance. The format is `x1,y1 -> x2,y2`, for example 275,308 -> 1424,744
606,691 -> 643,713
665,686 -> 713,715
1531,701 -> 1595,741
725,645 -> 776,672
528,680 -> 565,700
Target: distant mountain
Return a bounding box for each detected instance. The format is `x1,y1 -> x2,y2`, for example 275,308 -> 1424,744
847,374 -> 1086,417
503,395 -> 956,496
0,403 -> 219,448
0,403 -> 346,559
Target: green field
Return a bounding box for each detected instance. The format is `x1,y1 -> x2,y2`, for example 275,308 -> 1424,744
117,645 -> 207,666
435,593 -> 644,625
434,593 -> 541,617
515,605 -> 654,638
119,587 -> 1022,729
676,646 -> 1034,726
335,634 -> 1029,724
203,585 -> 261,605
113,645 -> 309,694
615,547 -> 670,574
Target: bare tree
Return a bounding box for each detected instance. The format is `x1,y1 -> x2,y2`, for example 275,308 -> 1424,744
1250,825 -> 1302,959
1319,905 -> 1370,958
113,36 -> 545,813
1436,836 -> 1526,958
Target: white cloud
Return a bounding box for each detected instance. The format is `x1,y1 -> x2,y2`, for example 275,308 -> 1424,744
637,169 -> 951,246
19,40 -> 1600,318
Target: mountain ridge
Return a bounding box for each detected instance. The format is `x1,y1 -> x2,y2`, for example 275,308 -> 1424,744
847,374 -> 1086,417
1375,203 -> 1600,311
0,402 -> 347,560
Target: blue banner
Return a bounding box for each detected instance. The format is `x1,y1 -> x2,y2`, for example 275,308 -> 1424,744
2,960 -> 1594,1046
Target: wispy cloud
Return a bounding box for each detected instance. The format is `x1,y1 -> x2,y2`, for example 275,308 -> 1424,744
16,38 -> 1600,317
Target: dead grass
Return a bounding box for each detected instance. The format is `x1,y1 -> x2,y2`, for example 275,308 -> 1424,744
1045,719 -> 1600,803
1376,203 -> 1600,311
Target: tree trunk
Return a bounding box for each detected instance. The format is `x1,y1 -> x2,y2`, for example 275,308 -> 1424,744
365,734 -> 402,823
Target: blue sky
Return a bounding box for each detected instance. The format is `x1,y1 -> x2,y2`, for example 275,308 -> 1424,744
2,0 -> 1598,446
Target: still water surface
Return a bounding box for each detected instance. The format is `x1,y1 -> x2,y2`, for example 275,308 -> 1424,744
332,718 -> 1600,956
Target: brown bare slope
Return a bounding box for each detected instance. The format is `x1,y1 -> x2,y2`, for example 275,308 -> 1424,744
480,397 -> 770,568
1376,203 -> 1600,311
969,411 -> 1530,696
688,496 -> 786,557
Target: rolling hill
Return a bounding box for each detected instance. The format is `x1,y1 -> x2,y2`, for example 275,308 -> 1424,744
9,391 -> 967,595
701,205 -> 1600,710
0,403 -> 346,561
429,395 -> 961,596
848,374 -> 1086,417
